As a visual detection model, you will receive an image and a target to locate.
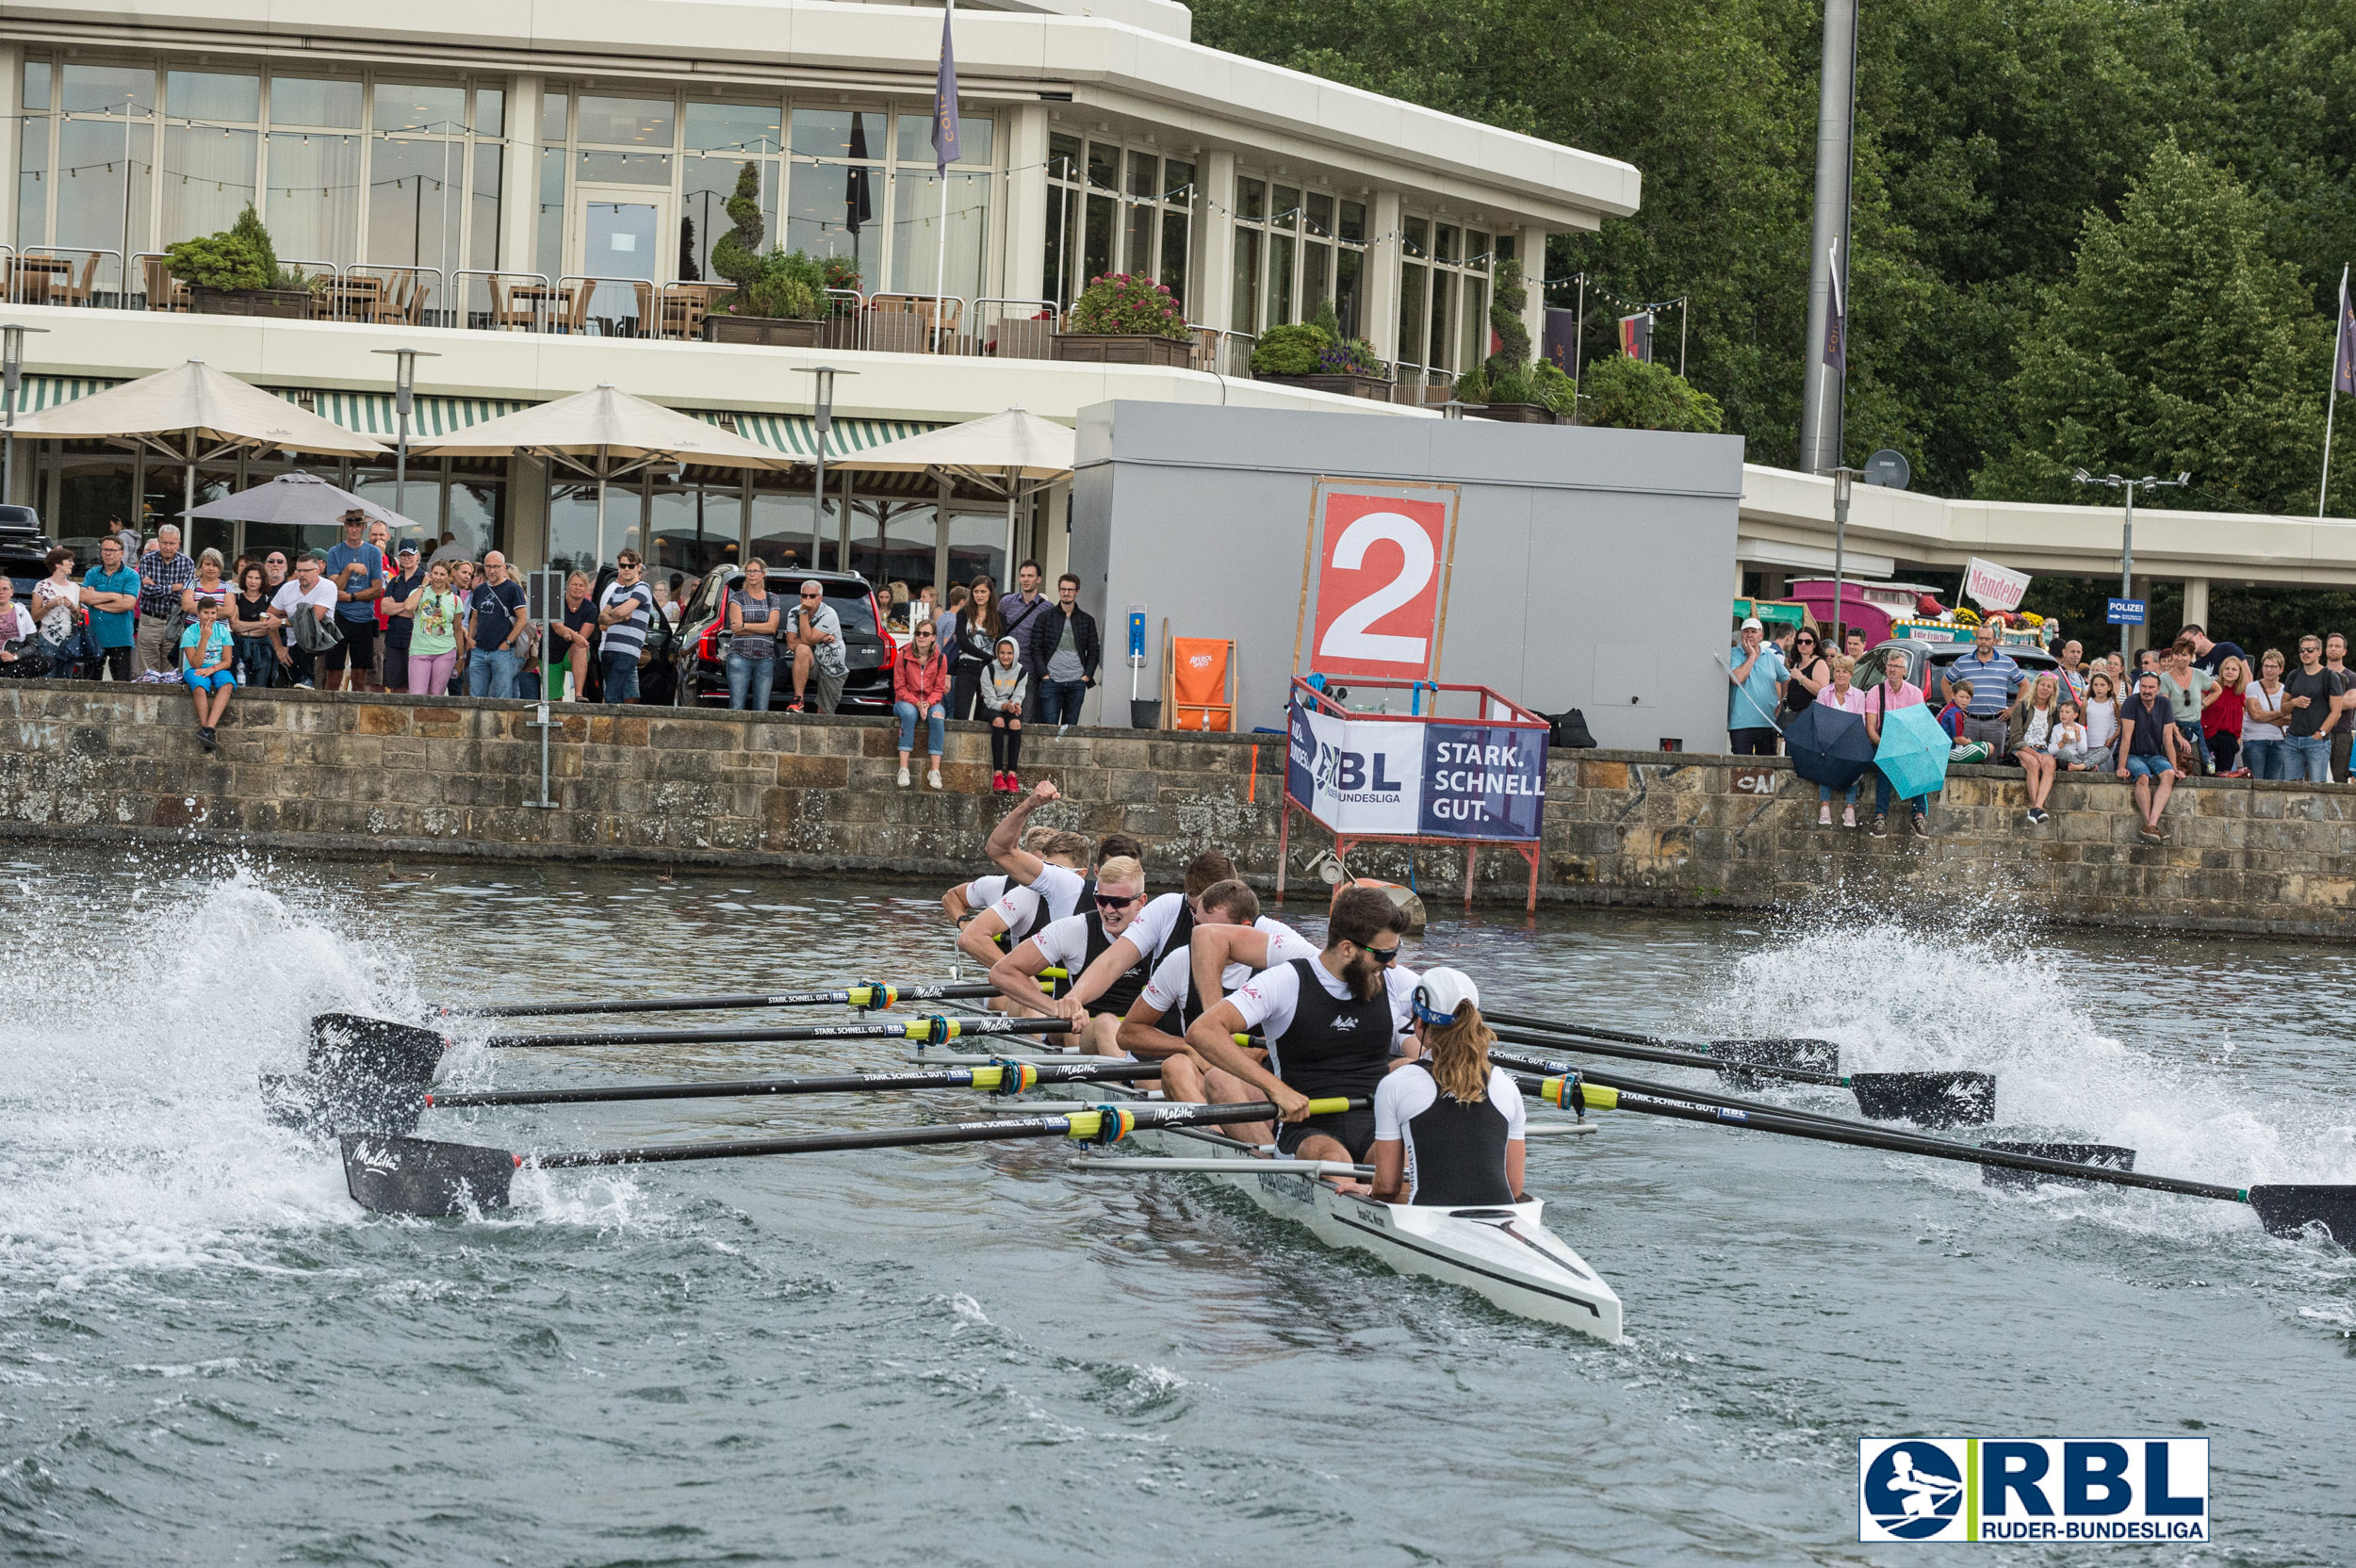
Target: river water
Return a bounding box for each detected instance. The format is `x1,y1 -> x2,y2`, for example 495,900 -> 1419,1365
1,848 -> 2350,1566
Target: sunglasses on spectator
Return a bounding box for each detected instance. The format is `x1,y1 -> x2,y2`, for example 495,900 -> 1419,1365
1093,891 -> 1141,910
800,591 -> 822,599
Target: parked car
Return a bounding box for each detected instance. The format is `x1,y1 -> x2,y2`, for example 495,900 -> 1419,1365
0,505 -> 54,596
1857,636 -> 2059,703
670,566 -> 895,712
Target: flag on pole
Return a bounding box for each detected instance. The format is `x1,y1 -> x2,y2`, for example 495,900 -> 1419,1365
843,113 -> 873,235
932,0 -> 960,172
1618,311 -> 1653,363
2336,266 -> 2355,398
1822,245 -> 1847,373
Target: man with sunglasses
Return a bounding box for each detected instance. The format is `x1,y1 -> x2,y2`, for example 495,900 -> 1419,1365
1181,886 -> 1418,1173
1055,847 -> 1238,1020
785,580 -> 846,714
986,856 -> 1157,1056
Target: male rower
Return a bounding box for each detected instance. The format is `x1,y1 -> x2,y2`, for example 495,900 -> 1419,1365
1181,886 -> 1419,1185
987,856 -> 1155,1055
1055,848 -> 1238,1016
957,780 -> 1139,967
1115,878 -> 1314,1101
1369,968 -> 1527,1207
945,826 -> 1088,941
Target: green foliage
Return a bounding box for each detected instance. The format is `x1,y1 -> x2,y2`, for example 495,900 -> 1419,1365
165,204 -> 304,290
1068,272 -> 1191,339
1531,360 -> 1578,416
1487,368 -> 1538,405
1977,139 -> 2336,515
1454,368 -> 1490,404
711,163 -> 765,291
738,249 -> 825,319
1579,353 -> 1726,433
1484,256 -> 1531,379
1251,321 -> 1333,375
1310,296 -> 1343,343
819,254 -> 861,296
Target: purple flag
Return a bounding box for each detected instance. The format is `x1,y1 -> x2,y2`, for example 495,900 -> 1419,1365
932,0 -> 960,172
1823,252 -> 1847,373
1542,307 -> 1579,370
2336,266 -> 2355,398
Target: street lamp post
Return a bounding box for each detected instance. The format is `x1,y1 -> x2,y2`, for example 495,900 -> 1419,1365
371,348 -> 441,527
2,323 -> 51,509
1830,465 -> 1860,651
2073,468 -> 2191,667
791,366 -> 859,571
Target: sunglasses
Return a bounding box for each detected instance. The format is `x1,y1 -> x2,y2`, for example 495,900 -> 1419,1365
1093,892 -> 1141,911
1361,943 -> 1400,965
800,592 -> 822,600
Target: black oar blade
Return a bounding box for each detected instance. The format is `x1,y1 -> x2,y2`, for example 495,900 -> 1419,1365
308,1013 -> 450,1086
262,1072 -> 426,1138
2246,1185 -> 2356,1249
339,1133 -> 516,1217
1848,1070 -> 1997,1127
1710,1037 -> 1840,1074
1979,1141 -> 2137,1190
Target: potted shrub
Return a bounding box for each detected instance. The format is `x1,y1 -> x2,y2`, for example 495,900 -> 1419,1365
170,205 -> 316,318
1461,259 -> 1557,424
702,165 -> 828,347
1252,300 -> 1390,398
1054,273 -> 1193,368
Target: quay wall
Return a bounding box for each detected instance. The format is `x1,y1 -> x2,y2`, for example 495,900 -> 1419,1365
4,685 -> 2353,938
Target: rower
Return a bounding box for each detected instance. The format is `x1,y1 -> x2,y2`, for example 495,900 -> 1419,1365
949,827 -> 1092,970
1059,848 -> 1237,1013
941,825 -> 1064,927
986,856 -> 1154,1055
1368,968 -> 1525,1207
1183,904 -> 1318,1019
956,780 -> 1141,970
1181,886 -> 1418,1185
1113,877 -> 1290,1100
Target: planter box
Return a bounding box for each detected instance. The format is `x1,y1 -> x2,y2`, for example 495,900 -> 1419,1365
1466,401 -> 1559,425
1054,333 -> 1193,368
704,314 -> 825,348
1261,371 -> 1394,400
189,286 -> 312,319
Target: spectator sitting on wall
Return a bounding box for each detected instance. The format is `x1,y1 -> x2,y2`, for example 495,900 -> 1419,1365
1942,621 -> 2021,763
2279,634 -> 2342,784
893,619 -> 950,790
2081,671 -> 2122,771
134,524 -> 197,675
2242,650 -> 2292,782
1812,653 -> 1867,828
1936,681 -> 1974,750
597,550 -> 656,706
270,551 -> 340,690
2156,637 -> 2217,776
2051,698 -> 2094,773
786,579 -> 847,715
2008,672 -> 2066,825
31,546 -> 81,678
1028,573 -> 1100,731
2183,623 -> 2245,679
2202,654 -> 2249,777
1864,653 -> 1932,840
1724,615 -> 1786,757
2119,669 -> 2186,842
79,535 -> 139,683
179,596 -> 236,752
464,550 -> 530,701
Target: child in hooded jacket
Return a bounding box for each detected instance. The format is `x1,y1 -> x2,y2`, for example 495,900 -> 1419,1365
984,635 -> 1028,792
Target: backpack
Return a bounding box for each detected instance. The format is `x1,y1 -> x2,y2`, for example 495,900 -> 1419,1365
1542,708 -> 1596,749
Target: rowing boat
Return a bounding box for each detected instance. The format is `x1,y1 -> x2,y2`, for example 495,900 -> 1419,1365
929,1039 -> 1627,1342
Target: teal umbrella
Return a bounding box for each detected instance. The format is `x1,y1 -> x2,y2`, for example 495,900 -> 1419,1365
1873,704 -> 1951,800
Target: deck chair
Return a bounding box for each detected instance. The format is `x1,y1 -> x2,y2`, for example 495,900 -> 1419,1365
1167,636 -> 1236,732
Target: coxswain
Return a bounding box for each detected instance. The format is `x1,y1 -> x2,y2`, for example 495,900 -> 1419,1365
986,856 -> 1155,1054
1057,848 -> 1237,1014
1368,968 -> 1525,1207
1181,886 -> 1418,1186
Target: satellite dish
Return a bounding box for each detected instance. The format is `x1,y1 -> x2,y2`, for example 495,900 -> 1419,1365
1860,449 -> 1912,490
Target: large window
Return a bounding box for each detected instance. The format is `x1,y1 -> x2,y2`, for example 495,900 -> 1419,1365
1228,176 -> 1365,338
1043,132 -> 1192,315
1395,216 -> 1492,374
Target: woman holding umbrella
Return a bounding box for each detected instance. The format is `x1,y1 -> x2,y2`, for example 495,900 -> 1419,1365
1811,655 -> 1869,827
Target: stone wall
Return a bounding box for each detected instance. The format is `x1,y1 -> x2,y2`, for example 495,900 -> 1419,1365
4,683 -> 2350,936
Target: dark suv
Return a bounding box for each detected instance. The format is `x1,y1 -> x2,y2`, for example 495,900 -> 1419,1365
0,506 -> 54,595
672,568 -> 895,711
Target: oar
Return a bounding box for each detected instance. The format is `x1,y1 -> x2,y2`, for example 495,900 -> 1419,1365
1482,1008 -> 1840,1074
442,981 -> 998,1021
338,1095 -> 1364,1217
1521,1070 -> 2356,1248
1490,1044 -> 1907,1137
1487,1027 -> 1995,1127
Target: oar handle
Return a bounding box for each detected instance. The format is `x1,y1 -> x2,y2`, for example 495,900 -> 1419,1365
486,1016 -> 1075,1050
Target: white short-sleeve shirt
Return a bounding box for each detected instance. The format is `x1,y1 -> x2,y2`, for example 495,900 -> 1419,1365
1028,912 -> 1093,977
1137,917 -> 1318,1016
1227,958 -> 1419,1054
989,861 -> 1087,935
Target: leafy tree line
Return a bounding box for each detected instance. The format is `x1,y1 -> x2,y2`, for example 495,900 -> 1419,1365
1192,0 -> 2356,520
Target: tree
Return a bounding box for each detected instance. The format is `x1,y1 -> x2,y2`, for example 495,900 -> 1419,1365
1976,138 -> 2335,515
709,162 -> 764,291
1578,352 -> 1725,432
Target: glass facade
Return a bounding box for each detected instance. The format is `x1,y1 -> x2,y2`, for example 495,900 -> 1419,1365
1042,132 -> 1192,315
1395,214 -> 1492,374
1228,175 -> 1366,339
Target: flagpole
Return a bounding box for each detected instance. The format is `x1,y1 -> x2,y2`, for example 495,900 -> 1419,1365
935,0 -> 955,349
2323,262 -> 2348,519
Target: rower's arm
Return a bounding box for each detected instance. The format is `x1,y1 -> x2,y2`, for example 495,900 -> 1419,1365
955,906 -> 1013,969
1114,997 -> 1191,1061
1190,924 -> 1269,1015
1370,1139 -> 1405,1202
1186,999 -> 1285,1101
983,782 -> 1057,885
1066,934 -> 1144,1010
1506,1137 -> 1527,1202
942,883 -> 973,924
985,939 -> 1060,1018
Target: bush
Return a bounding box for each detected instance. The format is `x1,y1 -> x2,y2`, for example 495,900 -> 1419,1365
1487,368 -> 1538,405
1531,361 -> 1578,417
166,204 -> 304,290
1453,368 -> 1491,404
819,254 -> 860,296
710,163 -> 765,291
739,249 -> 826,319
1579,352 -> 1725,433
1250,321 -> 1332,376
1067,273 -> 1190,339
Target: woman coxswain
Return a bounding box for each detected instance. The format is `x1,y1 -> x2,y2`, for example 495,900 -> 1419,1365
1369,968 -> 1526,1206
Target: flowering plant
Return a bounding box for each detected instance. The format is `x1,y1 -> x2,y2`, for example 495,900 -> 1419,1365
1067,273 -> 1191,340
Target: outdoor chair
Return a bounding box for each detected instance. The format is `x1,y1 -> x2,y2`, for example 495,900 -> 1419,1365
142,255 -> 190,313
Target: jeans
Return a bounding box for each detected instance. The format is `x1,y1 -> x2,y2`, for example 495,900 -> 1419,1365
467,646 -> 520,699
1873,766 -> 1927,816
1037,679 -> 1088,726
602,651 -> 640,704
1727,727 -> 1777,756
2173,719 -> 2212,775
233,635 -> 274,689
2283,733 -> 2331,782
895,699 -> 946,754
726,649 -> 776,711
1817,780 -> 1859,805
2242,737 -> 2289,781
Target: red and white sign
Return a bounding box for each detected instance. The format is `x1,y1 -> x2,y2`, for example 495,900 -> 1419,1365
1309,492 -> 1450,679
1963,556 -> 2031,613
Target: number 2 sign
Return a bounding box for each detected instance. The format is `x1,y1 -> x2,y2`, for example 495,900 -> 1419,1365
1301,485 -> 1459,681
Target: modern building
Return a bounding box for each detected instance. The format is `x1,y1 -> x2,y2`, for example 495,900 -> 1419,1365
0,0 -> 1639,594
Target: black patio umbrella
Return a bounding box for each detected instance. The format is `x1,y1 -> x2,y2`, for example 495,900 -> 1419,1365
1781,701 -> 1878,790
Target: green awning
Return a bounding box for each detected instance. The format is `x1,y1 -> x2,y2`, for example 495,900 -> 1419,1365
282,389 -> 534,436
712,411 -> 940,459
12,374 -> 121,412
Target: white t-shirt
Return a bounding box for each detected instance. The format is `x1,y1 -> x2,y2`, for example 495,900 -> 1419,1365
962,873 -> 1009,909
33,579 -> 78,643
271,579 -> 338,619
1138,917 -> 1318,1016
1121,892 -> 1187,965
1374,1064 -> 1528,1203
1228,958 -> 1420,1057
990,861 -> 1087,937
1029,911 -> 1101,977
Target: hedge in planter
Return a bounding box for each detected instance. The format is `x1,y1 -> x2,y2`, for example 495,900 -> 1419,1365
1055,273 -> 1193,366
169,204 -> 315,317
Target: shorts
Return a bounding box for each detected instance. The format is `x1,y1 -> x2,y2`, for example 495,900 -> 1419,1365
321,620 -> 375,670
2124,753 -> 2175,780
1274,1102 -> 1377,1162
183,667 -> 236,693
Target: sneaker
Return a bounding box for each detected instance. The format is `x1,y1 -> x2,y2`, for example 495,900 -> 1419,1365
1871,813 -> 1888,839
198,727 -> 216,753
1911,811 -> 1929,835
2033,808 -> 2049,824
990,770 -> 1006,792
1818,803 -> 1832,826
1841,805 -> 1857,828
2138,825 -> 2163,843
293,680 -> 314,690
1005,772 -> 1020,792
785,697 -> 805,713
897,765 -> 911,788
927,767 -> 942,790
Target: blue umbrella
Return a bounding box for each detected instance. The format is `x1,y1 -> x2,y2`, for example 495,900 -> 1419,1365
1782,701 -> 1877,790
1873,703 -> 1952,800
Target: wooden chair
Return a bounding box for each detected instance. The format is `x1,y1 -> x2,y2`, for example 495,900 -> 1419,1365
57,253 -> 99,307
395,272 -> 431,326
142,255 -> 190,313
11,254 -> 68,305
661,283 -> 727,341
560,284 -> 595,336
628,279 -> 656,338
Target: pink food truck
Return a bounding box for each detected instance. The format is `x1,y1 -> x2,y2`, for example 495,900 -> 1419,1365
1786,579 -> 1950,645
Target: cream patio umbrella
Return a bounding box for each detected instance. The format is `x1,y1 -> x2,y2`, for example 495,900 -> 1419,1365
830,408 -> 1075,578
7,358 -> 388,527
409,383 -> 792,564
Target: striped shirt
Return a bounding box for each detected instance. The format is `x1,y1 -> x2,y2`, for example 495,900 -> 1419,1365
1944,650 -> 2022,716
597,581 -> 654,658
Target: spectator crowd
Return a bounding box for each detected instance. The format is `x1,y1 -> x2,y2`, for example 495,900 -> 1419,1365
1728,611 -> 2356,844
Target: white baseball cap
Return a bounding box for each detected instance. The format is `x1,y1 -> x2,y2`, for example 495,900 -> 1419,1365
1412,966 -> 1480,1027
1741,616 -> 1764,631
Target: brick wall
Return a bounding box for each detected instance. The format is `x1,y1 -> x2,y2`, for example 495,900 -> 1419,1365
5,684 -> 2348,935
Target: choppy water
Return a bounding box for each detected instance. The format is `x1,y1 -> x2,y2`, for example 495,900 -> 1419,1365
2,849 -> 2351,1566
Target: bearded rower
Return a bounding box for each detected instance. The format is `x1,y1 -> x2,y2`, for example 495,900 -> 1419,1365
985,856 -> 1155,1053
1370,968 -> 1526,1206
1181,886 -> 1418,1181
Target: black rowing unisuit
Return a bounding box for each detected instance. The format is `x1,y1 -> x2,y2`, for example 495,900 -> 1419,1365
1398,1060 -> 1514,1206
1268,957 -> 1391,1100
1080,906 -> 1153,1017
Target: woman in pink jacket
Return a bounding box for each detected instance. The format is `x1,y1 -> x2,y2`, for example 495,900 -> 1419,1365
892,619 -> 952,788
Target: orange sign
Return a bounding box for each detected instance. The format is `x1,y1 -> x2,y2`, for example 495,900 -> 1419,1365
1307,492 -> 1451,680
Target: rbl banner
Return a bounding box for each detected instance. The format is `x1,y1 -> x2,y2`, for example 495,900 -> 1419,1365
1286,700 -> 1546,841
1308,492 -> 1450,681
